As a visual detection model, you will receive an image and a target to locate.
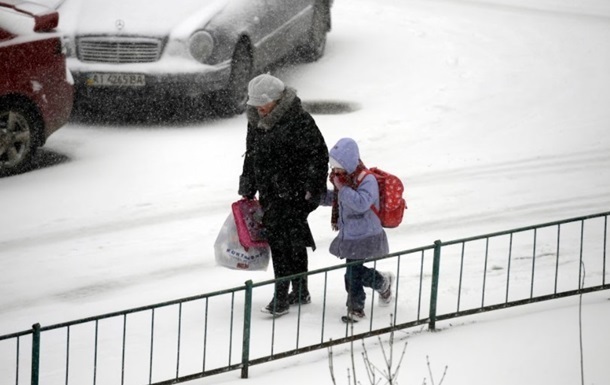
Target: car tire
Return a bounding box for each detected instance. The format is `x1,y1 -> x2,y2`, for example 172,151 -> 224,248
298,2 -> 330,62
0,101 -> 41,176
210,40 -> 253,117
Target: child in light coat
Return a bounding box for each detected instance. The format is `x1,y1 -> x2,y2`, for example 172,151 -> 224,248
321,138 -> 393,321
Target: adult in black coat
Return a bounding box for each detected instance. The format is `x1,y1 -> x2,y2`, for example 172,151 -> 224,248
239,74 -> 328,316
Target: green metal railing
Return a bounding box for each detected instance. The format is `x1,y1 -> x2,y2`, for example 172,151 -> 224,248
1,211 -> 608,385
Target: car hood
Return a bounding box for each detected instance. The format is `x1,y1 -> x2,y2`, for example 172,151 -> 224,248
58,0 -> 230,37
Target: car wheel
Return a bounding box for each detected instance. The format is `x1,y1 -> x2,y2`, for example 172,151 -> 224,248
210,40 -> 253,116
0,102 -> 41,175
299,2 -> 330,62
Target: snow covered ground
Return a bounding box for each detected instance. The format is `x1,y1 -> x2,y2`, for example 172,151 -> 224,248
1,0 -> 610,384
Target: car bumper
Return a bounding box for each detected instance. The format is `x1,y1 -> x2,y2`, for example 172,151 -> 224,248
68,58 -> 232,103
40,76 -> 74,142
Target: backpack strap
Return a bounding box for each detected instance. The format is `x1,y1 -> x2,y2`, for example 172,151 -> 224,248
354,168 -> 381,218
355,169 -> 370,184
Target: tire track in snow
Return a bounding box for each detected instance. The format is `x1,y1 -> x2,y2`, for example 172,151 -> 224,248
408,149 -> 610,185
409,191 -> 610,237
430,0 -> 610,21
402,149 -> 610,236
0,260 -> 212,319
0,203 -> 227,252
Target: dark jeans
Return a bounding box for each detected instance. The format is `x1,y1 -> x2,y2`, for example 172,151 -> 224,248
267,237 -> 308,304
344,259 -> 385,311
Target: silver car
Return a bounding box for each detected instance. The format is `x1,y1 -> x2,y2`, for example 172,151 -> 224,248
58,0 -> 332,116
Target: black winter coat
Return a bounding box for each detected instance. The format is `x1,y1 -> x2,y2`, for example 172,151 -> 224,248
239,88 -> 328,250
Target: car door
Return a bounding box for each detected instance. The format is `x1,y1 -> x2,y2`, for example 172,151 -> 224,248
256,0 -> 314,65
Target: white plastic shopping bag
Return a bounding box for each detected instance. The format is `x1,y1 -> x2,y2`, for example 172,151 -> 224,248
214,213 -> 270,271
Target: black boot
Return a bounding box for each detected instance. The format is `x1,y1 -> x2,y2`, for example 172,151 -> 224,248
262,297 -> 289,316
288,277 -> 311,305
262,279 -> 290,316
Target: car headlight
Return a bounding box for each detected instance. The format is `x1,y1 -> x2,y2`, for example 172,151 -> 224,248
188,31 -> 214,63
62,35 -> 76,57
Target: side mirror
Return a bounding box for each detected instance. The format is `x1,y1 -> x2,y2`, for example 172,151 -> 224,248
33,11 -> 59,32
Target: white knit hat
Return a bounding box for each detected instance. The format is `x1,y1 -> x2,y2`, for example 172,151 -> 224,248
329,156 -> 345,170
247,74 -> 285,106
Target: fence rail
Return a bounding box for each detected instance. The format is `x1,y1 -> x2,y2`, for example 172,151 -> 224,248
1,211 -> 608,385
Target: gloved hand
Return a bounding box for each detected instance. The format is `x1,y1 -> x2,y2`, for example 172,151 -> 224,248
331,171 -> 350,190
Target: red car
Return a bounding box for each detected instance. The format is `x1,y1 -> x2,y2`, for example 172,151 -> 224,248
0,0 -> 73,175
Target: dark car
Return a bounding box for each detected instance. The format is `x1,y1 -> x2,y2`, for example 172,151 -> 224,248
58,0 -> 332,116
0,0 -> 74,175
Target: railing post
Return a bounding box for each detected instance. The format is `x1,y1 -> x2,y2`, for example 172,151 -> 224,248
429,240 -> 442,331
241,280 -> 253,379
31,323 -> 41,385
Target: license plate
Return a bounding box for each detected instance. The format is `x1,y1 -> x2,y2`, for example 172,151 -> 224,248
86,73 -> 146,87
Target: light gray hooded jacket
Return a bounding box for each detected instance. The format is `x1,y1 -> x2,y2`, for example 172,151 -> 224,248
322,138 -> 389,260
